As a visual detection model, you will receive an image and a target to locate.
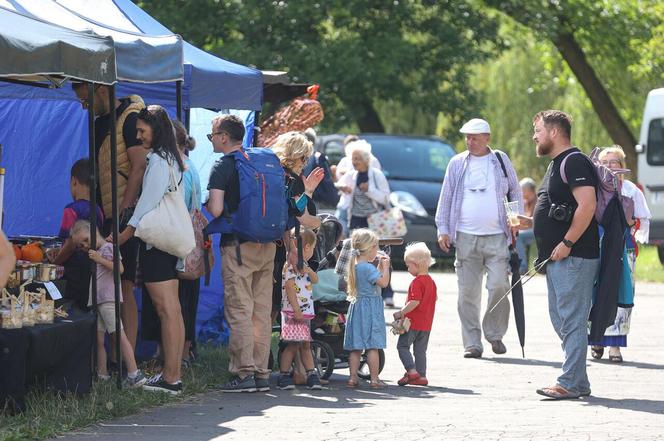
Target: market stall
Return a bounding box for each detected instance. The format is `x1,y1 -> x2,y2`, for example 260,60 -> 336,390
0,6 -> 117,410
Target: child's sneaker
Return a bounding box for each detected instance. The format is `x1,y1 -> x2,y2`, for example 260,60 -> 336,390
410,376 -> 429,386
277,373 -> 294,390
397,372 -> 420,386
306,373 -> 322,390
97,373 -> 111,382
123,370 -> 148,388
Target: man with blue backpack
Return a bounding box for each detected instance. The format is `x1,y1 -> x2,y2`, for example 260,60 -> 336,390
206,115 -> 287,393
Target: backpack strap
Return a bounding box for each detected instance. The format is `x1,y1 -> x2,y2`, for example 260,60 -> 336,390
559,151 -> 583,184
493,150 -> 512,202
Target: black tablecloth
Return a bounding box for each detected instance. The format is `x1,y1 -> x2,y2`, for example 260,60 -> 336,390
0,312 -> 94,412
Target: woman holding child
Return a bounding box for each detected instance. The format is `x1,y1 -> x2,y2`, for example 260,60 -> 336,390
116,105 -> 187,394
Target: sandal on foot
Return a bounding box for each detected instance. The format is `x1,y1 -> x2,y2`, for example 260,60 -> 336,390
346,379 -> 359,388
369,380 -> 387,389
536,384 -> 580,400
608,347 -> 623,363
591,346 -> 604,360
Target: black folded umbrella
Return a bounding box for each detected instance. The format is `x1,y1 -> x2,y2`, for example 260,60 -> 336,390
508,245 -> 526,358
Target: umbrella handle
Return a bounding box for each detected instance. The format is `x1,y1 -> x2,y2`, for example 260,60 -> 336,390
488,257 -> 551,314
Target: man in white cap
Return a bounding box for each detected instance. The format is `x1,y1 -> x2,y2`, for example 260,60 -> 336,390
435,118 -> 522,358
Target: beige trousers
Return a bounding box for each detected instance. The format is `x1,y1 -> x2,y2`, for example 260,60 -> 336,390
454,231 -> 511,353
222,241 -> 276,378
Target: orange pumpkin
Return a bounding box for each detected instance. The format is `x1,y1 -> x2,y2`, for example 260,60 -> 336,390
13,244 -> 22,260
21,243 -> 44,262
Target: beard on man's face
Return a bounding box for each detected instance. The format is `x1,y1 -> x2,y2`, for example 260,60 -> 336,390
536,138 -> 553,157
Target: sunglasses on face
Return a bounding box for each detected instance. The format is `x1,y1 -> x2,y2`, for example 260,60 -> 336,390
207,131 -> 226,142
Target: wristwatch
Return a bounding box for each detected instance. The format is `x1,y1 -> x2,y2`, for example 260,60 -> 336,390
562,238 -> 575,248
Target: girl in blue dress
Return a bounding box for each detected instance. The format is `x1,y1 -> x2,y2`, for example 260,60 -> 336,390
343,229 -> 391,388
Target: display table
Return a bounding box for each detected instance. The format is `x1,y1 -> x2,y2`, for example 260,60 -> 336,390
0,312 -> 95,412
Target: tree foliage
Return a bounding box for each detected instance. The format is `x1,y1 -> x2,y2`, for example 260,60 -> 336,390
483,0 -> 664,173
137,0 -> 501,132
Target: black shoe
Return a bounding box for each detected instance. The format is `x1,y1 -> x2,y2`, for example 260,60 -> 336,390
277,373 -> 294,390
306,373 -> 322,390
218,375 -> 257,393
490,340 -> 507,354
463,348 -> 482,358
142,374 -> 183,395
255,377 -> 270,392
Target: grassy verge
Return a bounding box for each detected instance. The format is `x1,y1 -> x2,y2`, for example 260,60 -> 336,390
635,245 -> 664,283
0,345 -> 230,441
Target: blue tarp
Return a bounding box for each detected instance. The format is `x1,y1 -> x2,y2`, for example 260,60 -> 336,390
56,0 -> 264,111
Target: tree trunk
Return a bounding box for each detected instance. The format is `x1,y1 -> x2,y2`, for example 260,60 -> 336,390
554,32 -> 638,174
356,100 -> 385,133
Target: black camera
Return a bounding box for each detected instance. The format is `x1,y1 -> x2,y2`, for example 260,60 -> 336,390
548,202 -> 575,222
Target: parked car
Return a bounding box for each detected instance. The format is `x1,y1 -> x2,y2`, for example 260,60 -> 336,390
636,87 -> 664,265
315,133 -> 456,257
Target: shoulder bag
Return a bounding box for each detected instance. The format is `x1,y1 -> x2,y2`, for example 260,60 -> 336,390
178,180 -> 215,280
135,162 -> 195,259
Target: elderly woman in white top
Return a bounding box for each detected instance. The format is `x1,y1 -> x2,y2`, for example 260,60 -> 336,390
590,145 -> 652,363
336,140 -> 390,230
334,136 -> 382,235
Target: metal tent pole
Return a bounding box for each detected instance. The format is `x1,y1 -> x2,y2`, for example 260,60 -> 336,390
176,80 -> 183,122
87,82 -> 99,379
108,85 -> 122,390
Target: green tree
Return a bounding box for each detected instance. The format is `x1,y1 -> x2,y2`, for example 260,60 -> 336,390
138,0 -> 501,133
484,0 -> 664,173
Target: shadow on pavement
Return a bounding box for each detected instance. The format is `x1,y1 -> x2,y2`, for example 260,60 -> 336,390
590,359 -> 664,371
581,397 -> 664,415
480,356 -> 561,368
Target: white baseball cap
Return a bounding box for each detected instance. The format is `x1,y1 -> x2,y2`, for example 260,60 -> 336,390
459,118 -> 491,134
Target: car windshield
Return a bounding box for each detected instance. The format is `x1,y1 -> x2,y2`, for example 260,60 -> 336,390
365,137 -> 455,182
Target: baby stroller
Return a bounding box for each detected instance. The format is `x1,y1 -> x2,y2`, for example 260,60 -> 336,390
276,214 -> 395,380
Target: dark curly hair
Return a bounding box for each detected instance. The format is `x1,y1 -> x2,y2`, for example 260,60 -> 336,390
137,105 -> 184,172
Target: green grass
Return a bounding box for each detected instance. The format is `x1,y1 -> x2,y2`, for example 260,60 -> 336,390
635,245 -> 664,283
0,345 -> 230,441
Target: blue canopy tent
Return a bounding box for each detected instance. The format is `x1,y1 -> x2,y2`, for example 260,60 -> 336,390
56,0 -> 267,347
56,0 -> 264,112
1,0 -> 265,348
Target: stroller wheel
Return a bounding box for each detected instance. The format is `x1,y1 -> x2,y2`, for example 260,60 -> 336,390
358,349 -> 385,380
311,340 -> 335,380
276,340 -> 335,380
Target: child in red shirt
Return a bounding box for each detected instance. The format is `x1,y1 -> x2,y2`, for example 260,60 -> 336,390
394,242 -> 437,386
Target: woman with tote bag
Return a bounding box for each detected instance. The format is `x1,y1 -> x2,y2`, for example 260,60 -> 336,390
116,105 -> 191,395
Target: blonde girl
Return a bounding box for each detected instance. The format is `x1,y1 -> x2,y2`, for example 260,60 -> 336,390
343,229 -> 390,388
277,229 -> 322,390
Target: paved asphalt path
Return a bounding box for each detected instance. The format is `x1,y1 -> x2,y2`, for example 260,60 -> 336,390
58,271 -> 664,441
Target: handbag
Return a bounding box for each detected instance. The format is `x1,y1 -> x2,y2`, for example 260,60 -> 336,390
367,204 -> 408,237
178,181 -> 215,280
135,161 -> 195,259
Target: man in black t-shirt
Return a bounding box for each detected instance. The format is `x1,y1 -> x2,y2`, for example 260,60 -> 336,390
206,115 -> 275,393
531,110 -> 600,400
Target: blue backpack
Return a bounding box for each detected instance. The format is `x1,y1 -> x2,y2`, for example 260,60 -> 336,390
206,148 -> 288,243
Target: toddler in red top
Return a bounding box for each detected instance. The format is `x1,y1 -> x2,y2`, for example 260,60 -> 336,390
394,242 -> 437,386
